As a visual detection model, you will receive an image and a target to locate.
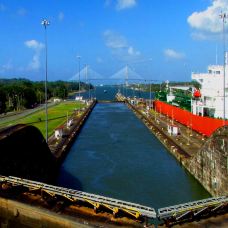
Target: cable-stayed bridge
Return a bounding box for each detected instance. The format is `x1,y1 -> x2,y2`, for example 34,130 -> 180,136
110,65 -> 144,85
68,65 -> 145,85
68,65 -> 104,82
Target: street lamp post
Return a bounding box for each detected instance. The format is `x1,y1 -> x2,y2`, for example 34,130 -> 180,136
146,79 -> 157,108
77,55 -> 81,109
41,19 -> 50,143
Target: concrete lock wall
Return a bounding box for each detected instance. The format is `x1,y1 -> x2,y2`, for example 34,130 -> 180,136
184,126 -> 228,196
153,100 -> 228,196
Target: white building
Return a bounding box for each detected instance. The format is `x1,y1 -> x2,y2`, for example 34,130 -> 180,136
191,64 -> 228,118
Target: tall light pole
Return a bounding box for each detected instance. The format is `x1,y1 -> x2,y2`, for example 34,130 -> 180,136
41,19 -> 50,143
146,79 -> 158,108
220,12 -> 227,123
77,55 -> 81,109
85,64 -> 91,100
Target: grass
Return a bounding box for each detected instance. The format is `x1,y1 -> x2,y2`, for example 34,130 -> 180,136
0,101 -> 85,137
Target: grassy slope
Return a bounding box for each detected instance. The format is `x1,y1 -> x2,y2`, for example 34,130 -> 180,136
0,101 -> 85,137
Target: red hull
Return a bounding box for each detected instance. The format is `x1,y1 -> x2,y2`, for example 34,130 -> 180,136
154,100 -> 228,137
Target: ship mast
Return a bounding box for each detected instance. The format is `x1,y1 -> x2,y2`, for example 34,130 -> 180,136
219,12 -> 227,123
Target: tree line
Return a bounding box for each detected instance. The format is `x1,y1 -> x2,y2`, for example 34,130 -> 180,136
135,81 -> 201,92
0,78 -> 93,114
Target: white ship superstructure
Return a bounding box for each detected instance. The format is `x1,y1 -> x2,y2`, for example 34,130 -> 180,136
191,64 -> 228,118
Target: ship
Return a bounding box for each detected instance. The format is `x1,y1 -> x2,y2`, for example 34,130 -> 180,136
154,64 -> 228,137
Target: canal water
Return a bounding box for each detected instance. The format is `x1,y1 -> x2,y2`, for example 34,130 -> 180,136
70,85 -> 153,101
57,88 -> 210,209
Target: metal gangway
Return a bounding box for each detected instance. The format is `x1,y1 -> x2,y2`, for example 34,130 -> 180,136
158,196 -> 228,225
0,175 -> 156,220
1,175 -> 228,225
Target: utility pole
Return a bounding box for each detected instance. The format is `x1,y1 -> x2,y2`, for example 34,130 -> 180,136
41,19 -> 50,143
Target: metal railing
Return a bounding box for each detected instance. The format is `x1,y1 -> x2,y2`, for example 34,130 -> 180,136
158,196 -> 228,225
0,175 -> 156,220
1,175 -> 228,226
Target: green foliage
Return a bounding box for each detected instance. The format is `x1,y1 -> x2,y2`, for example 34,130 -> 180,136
155,91 -> 167,101
0,78 -> 93,114
131,83 -> 166,92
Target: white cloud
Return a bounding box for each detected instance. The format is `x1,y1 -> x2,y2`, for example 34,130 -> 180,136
104,30 -> 128,49
25,40 -> 44,50
103,30 -> 141,60
188,0 -> 228,33
25,40 -> 44,70
116,0 -> 136,10
191,32 -> 208,41
128,46 -> 140,56
164,49 -> 185,59
58,12 -> 64,21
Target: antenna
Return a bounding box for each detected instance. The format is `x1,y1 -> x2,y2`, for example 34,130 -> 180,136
216,43 -> 218,65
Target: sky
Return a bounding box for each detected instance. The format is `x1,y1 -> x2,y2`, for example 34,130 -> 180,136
0,0 -> 228,83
